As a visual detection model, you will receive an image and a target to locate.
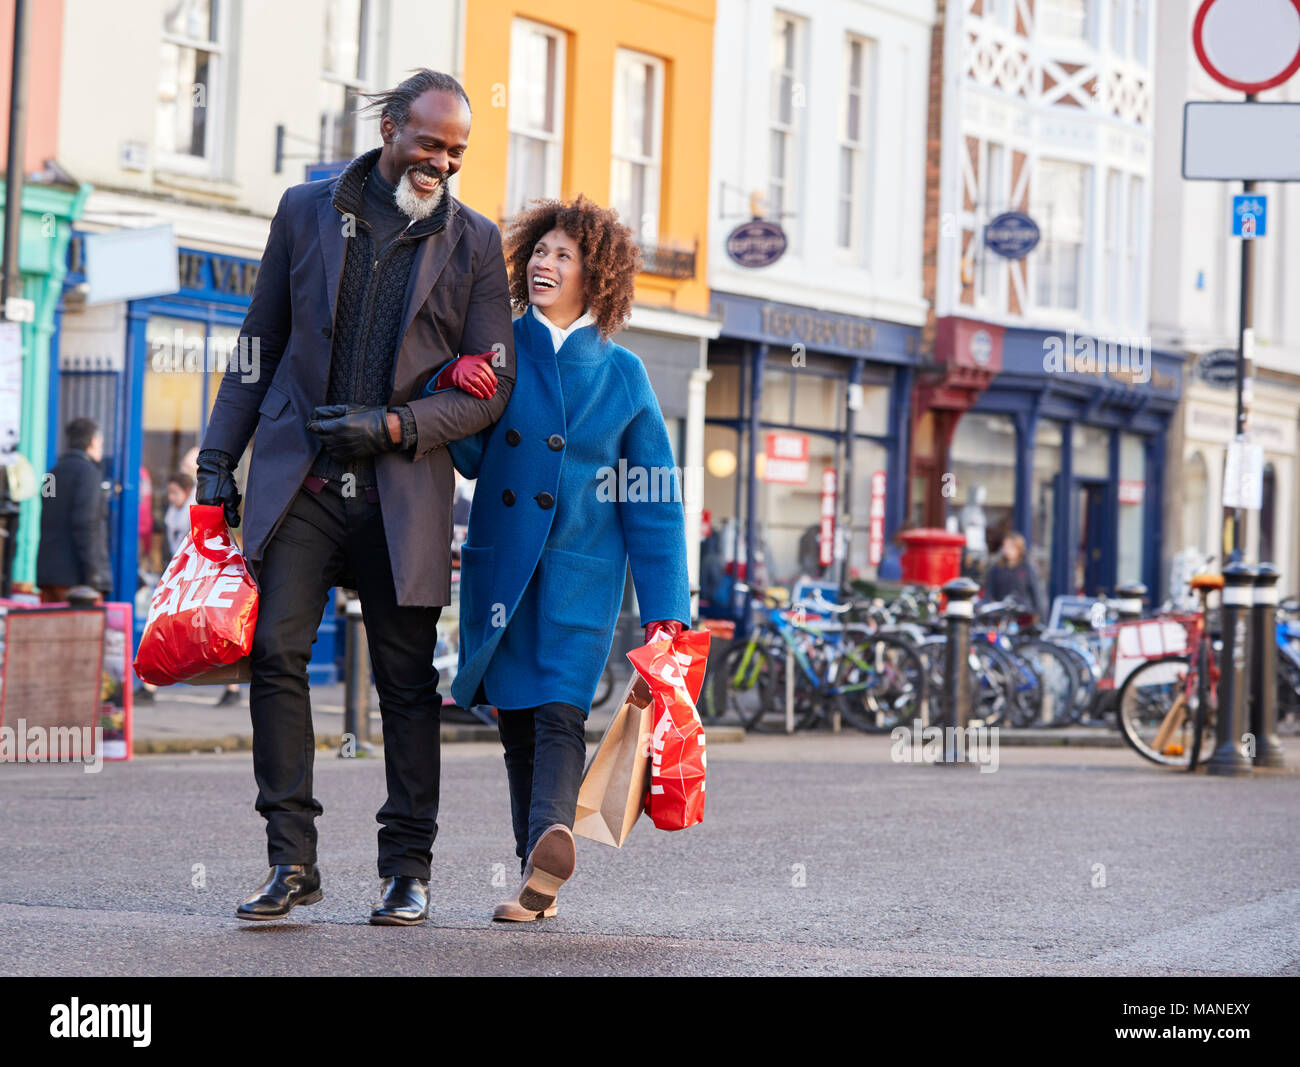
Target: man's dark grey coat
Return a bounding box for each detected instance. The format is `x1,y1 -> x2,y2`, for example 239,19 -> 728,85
202,152 -> 515,606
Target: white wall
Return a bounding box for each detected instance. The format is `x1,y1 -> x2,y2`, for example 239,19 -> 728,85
707,0 -> 934,326
58,0 -> 460,244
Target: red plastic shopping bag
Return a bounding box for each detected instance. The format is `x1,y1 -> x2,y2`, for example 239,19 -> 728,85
626,628 -> 710,831
133,504 -> 259,685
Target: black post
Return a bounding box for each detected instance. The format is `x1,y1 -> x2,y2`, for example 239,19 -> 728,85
341,597 -> 373,756
1115,582 -> 1146,623
938,576 -> 979,765
1208,562 -> 1255,776
1250,563 -> 1285,769
1229,96 -> 1256,563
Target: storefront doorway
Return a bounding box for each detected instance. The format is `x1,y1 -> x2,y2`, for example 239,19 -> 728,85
1073,479 -> 1109,595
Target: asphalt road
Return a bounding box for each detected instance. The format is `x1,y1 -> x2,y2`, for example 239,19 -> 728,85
1,736 -> 1297,976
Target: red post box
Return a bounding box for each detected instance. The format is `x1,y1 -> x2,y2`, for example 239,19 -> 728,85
898,529 -> 968,588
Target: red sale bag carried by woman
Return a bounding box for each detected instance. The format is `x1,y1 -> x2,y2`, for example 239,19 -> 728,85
626,628 -> 710,832
133,504 -> 259,685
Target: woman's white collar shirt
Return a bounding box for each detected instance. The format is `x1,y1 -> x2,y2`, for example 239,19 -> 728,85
530,303 -> 596,353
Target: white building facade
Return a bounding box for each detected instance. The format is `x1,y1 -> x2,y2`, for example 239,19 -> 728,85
918,0 -> 1184,604
1151,0 -> 1300,591
702,0 -> 934,606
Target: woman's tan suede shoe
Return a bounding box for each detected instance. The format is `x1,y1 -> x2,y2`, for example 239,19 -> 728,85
492,824 -> 575,922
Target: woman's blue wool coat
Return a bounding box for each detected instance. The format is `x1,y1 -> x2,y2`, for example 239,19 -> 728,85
444,309 -> 691,714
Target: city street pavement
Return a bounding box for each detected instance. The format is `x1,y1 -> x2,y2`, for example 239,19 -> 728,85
1,734 -> 1297,976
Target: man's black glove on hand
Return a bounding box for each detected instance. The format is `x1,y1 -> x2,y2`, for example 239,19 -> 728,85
306,404 -> 399,462
195,448 -> 242,529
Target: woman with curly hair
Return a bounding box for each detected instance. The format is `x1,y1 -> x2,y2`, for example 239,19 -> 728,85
435,194 -> 690,921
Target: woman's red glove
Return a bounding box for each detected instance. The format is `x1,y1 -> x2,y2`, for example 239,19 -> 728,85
644,620 -> 684,644
434,353 -> 498,399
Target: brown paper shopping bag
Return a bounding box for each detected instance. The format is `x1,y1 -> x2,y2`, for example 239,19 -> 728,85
574,672 -> 653,847
181,657 -> 252,685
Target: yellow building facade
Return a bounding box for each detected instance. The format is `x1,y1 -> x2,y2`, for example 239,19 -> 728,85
457,0 -> 715,318
455,0 -> 720,624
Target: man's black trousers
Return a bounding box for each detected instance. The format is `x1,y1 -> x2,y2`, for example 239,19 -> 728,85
248,479 -> 442,879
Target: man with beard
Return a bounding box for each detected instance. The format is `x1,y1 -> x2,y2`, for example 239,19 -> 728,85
197,69 -> 513,926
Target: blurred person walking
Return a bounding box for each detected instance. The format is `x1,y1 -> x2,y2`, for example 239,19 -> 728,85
36,417 -> 112,604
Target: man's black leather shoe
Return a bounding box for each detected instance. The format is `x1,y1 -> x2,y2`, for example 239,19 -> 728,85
369,876 -> 429,926
235,864 -> 322,921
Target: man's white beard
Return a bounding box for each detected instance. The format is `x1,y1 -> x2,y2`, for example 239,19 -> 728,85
394,166 -> 446,220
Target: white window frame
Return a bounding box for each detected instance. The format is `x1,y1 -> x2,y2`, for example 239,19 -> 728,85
320,0 -> 376,162
506,18 -> 567,217
1032,157 -> 1091,315
1127,173 -> 1144,329
1039,0 -> 1091,43
1104,167 -> 1122,325
610,48 -> 665,244
769,11 -> 806,243
156,0 -> 227,176
1109,0 -> 1128,56
1131,0 -> 1150,65
836,33 -> 872,261
977,140 -> 1006,308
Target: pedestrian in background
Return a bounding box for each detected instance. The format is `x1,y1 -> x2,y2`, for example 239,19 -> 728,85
36,417 -> 112,603
985,531 -> 1047,622
163,472 -> 196,558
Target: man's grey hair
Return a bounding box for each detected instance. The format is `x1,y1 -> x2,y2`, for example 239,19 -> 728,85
359,68 -> 471,128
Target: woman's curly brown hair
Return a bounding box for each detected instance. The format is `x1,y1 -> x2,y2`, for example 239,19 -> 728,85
503,194 -> 642,341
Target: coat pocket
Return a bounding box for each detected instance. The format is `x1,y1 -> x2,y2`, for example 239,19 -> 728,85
258,383 -> 290,420
541,547 -> 624,633
458,544 -> 494,627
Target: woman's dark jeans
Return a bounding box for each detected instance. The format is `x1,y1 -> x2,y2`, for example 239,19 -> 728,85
494,701 -> 588,873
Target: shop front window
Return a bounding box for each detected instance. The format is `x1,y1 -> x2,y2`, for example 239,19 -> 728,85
1182,450 -> 1208,558
141,315 -> 249,577
1032,420 -> 1062,595
848,437 -> 888,582
948,412 -> 1017,576
1117,433 -> 1145,586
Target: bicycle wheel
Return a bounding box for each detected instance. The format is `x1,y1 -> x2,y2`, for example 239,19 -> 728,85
924,636 -> 1013,728
1053,641 -> 1097,724
834,634 -> 927,733
971,639 -> 1033,727
715,640 -> 816,732
1117,655 -> 1212,768
1014,639 -> 1080,727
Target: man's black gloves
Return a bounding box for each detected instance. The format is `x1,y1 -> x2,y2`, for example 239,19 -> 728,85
196,448 -> 242,528
306,404 -> 400,462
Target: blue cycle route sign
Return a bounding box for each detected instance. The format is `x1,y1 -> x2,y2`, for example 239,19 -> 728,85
984,212 -> 1041,259
1232,195 -> 1267,239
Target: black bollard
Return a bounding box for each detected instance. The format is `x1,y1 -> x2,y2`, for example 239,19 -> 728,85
1208,562 -> 1255,776
938,577 -> 980,766
1250,564 -> 1286,768
341,597 -> 374,757
1115,582 -> 1146,623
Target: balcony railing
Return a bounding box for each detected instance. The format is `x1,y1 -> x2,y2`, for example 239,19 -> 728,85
636,238 -> 697,280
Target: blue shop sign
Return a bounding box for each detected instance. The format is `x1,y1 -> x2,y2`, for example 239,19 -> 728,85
726,219 -> 787,267
984,212 -> 1041,259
